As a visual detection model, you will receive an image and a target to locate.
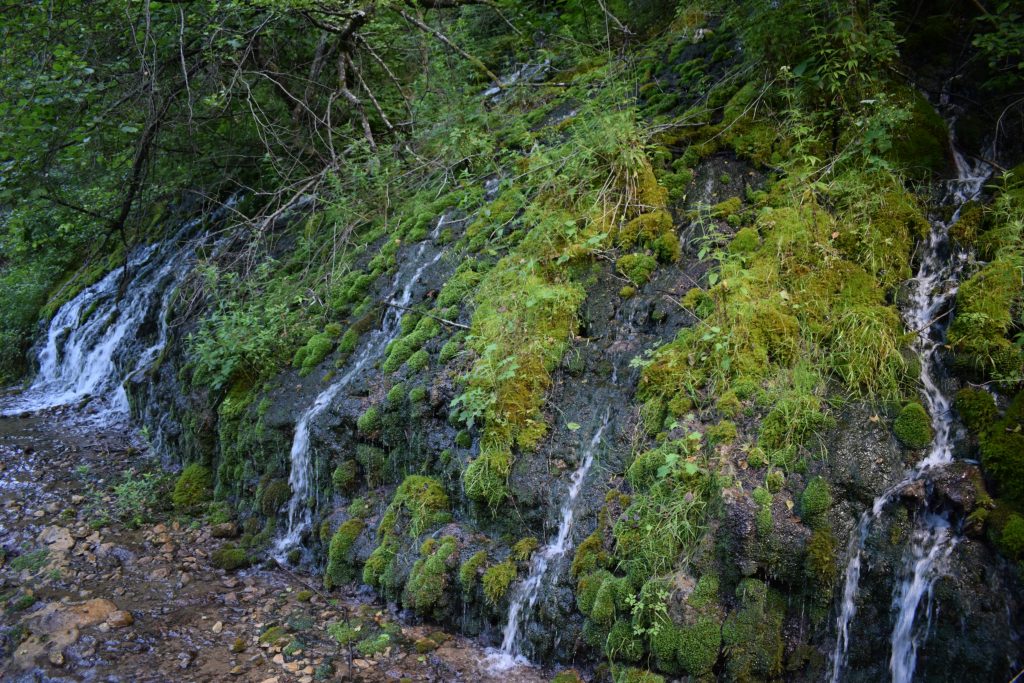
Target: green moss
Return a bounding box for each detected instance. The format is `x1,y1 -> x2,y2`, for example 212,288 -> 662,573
619,285 -> 637,298
753,486 -> 773,536
680,287 -> 714,318
616,253 -> 658,285
512,536 -> 539,561
606,620 -> 644,662
463,446 -> 511,508
409,386 -> 428,403
677,616 -> 722,675
325,518 -> 366,589
955,388 -> 999,433
383,317 -> 441,373
332,460 -> 358,493
439,338 -> 462,364
806,529 -> 838,597
711,196 -> 742,218
571,532 -> 609,578
893,402 -> 933,449
172,463 -> 212,511
356,633 -> 391,657
706,420 -> 737,444
212,545 -> 252,571
386,383 -> 406,406
947,259 -> 1023,379
260,479 -> 291,515
357,405 -> 382,434
406,348 -> 429,371
551,671 -> 585,683
483,559 -> 517,605
728,226 -> 759,255
800,477 -> 832,528
613,668 -> 664,683
459,550 -> 488,592
293,331 -> 336,376
259,625 -> 288,645
405,536 -> 458,615
618,211 -> 673,250
999,514 -> 1024,560
721,579 -> 784,680
355,444 -> 387,487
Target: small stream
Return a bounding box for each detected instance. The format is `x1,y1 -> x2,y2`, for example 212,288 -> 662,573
829,123 -> 990,682
274,217 -> 449,558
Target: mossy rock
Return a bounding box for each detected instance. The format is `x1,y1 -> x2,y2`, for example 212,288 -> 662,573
212,545 -> 252,571
482,559 -> 517,606
893,402 -> 933,449
259,479 -> 291,515
325,518 -> 366,589
404,536 -> 458,615
617,253 -> 659,285
332,460 -> 359,493
459,550 -> 487,592
172,463 -> 213,512
800,476 -> 832,527
954,388 -> 998,433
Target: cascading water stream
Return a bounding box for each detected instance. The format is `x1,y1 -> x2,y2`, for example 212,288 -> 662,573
273,218 -> 449,558
488,410 -> 611,670
0,205 -> 229,422
829,125 -> 990,683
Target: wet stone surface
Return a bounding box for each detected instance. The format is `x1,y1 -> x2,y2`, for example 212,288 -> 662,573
0,411 -> 547,682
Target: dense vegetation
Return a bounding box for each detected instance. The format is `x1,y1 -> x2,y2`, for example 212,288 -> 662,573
3,0 -> 1023,680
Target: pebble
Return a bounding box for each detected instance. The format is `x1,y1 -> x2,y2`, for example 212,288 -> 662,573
107,610 -> 134,628
212,620 -> 223,634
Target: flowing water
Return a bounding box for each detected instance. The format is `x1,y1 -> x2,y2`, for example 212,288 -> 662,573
1,205 -> 231,422
828,128 -> 990,682
488,410 -> 611,670
274,218 -> 449,558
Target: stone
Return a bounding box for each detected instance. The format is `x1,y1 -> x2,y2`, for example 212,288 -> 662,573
37,526 -> 75,553
212,620 -> 224,634
210,522 -> 239,539
48,648 -> 65,666
107,610 -> 134,628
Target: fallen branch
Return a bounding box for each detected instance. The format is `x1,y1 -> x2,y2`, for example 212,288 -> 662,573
384,301 -> 469,330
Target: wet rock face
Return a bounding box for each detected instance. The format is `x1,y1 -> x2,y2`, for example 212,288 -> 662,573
826,406 -> 907,505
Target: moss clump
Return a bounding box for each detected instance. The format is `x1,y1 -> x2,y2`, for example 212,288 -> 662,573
954,388 -> 998,433
752,486 -> 773,536
463,446 -> 511,508
999,514 -> 1024,560
355,444 -> 387,486
606,620 -> 644,662
721,579 -> 785,681
728,226 -> 759,255
677,616 -> 723,675
800,477 -> 832,527
332,460 -> 358,493
212,545 -> 252,571
706,420 -> 737,444
459,550 -> 488,592
616,253 -> 658,285
613,668 -> 664,683
711,196 -> 742,218
947,259 -> 1023,379
259,625 -> 288,645
512,536 -> 539,560
806,529 -> 838,597
618,210 -> 673,250
406,348 -> 429,371
324,518 -> 365,589
439,338 -> 462,364
172,463 -> 212,511
405,536 -> 458,615
893,402 -> 933,449
356,405 -> 382,434
259,479 -> 291,515
483,559 -> 517,606
293,329 -> 337,376
363,475 -> 451,592
551,671 -> 585,683
383,317 -> 441,373
408,386 -> 428,403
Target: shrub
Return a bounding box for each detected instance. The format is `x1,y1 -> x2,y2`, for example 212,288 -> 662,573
172,464 -> 212,511
893,402 -> 933,449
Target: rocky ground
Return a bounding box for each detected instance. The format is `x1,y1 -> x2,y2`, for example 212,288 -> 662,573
0,409 -> 549,683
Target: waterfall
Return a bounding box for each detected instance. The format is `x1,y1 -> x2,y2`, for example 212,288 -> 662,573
829,125 -> 990,682
273,217 -> 449,558
488,410 -> 611,670
1,205 -> 229,421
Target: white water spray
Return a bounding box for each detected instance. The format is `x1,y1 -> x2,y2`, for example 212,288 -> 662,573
1,207 -> 226,421
488,410 -> 611,670
274,219 -> 448,557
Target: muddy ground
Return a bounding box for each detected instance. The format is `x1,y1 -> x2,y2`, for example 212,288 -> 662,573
0,408 -> 551,683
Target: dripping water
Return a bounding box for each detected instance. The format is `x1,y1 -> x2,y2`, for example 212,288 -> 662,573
829,122 -> 990,682
273,217 -> 448,558
487,409 -> 611,670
